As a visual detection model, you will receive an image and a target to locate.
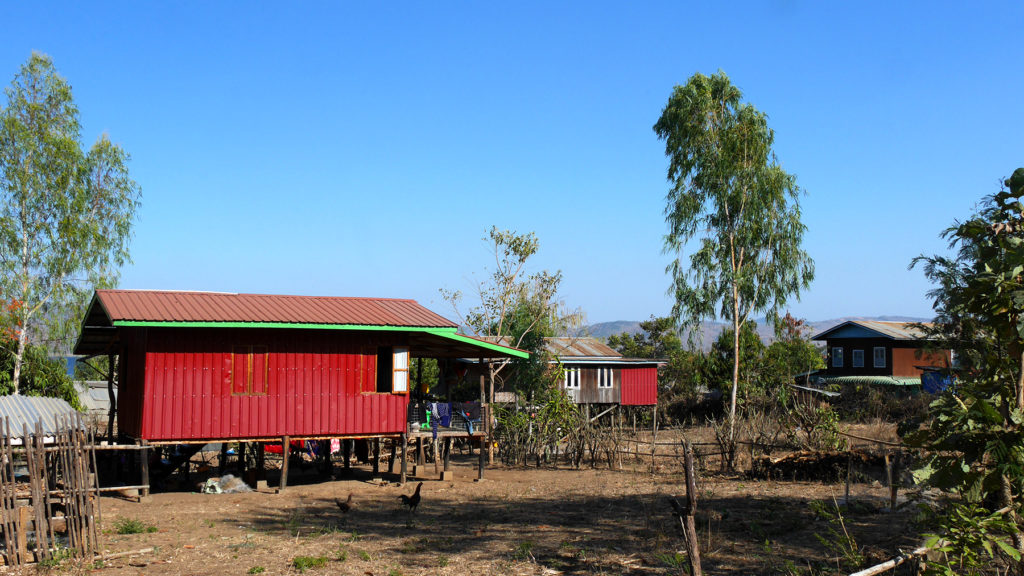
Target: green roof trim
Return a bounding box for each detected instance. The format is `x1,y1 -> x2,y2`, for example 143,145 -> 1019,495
429,330 -> 529,359
109,321 -> 529,359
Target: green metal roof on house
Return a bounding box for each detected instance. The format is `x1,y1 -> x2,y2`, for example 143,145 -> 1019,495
818,375 -> 922,387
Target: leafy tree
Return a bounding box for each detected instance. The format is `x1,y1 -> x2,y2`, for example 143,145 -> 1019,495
704,321 -> 766,396
909,168 -> 1024,572
653,71 -> 814,443
762,312 -> 824,388
442,227 -> 582,394
0,333 -> 81,408
0,53 -> 140,392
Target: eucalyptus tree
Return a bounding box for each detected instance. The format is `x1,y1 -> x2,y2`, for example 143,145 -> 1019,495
0,53 -> 140,392
653,71 -> 813,444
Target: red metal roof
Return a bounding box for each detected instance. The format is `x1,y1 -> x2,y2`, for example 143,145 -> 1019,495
94,290 -> 457,328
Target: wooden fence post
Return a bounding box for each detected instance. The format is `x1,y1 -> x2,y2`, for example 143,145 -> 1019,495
682,440 -> 703,576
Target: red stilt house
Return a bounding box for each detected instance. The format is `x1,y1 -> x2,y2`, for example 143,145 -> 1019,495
73,290 -> 526,444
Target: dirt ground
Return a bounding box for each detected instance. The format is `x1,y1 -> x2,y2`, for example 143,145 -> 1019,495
31,428 -> 920,576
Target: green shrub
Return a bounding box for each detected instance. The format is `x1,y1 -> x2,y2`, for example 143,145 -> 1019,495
291,555 -> 328,573
114,517 -> 157,534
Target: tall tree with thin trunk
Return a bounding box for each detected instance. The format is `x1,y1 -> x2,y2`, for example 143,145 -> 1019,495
653,71 -> 813,445
0,53 -> 140,392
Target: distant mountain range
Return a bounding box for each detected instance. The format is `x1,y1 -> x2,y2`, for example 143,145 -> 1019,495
584,315 -> 931,350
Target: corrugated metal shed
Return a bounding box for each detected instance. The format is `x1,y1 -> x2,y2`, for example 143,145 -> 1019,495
0,395 -> 80,436
812,320 -> 932,341
92,290 -> 457,327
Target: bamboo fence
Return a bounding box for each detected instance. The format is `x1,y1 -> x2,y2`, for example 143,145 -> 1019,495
0,412 -> 101,566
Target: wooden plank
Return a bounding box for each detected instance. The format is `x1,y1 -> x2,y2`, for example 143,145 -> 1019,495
23,423 -> 46,561
0,418 -> 18,566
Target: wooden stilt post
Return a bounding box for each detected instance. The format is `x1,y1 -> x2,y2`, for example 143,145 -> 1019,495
279,436 -> 290,491
400,433 -> 408,484
372,438 -> 381,477
256,442 -> 266,487
343,439 -> 352,471
219,442 -> 228,476
139,440 -> 150,498
388,440 -> 397,474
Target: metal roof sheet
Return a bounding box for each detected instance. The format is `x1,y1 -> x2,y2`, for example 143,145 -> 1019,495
93,290 -> 457,328
0,395 -> 81,436
543,337 -> 622,358
811,320 -> 933,341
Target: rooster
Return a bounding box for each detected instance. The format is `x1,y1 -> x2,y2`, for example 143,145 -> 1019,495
399,482 -> 423,513
335,493 -> 354,514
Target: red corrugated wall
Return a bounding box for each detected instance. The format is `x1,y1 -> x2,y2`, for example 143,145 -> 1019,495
134,328 -> 409,441
620,367 -> 658,406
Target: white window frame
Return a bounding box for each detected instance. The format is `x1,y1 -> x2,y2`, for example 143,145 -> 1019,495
564,367 -> 580,389
832,347 -> 844,368
852,349 -> 864,368
392,347 -> 409,393
597,367 -> 614,389
873,347 -> 886,368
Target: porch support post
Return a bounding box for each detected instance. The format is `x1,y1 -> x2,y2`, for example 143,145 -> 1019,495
478,359 -> 486,481
106,354 -> 117,440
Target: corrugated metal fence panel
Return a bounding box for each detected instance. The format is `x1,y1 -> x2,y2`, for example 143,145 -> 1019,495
140,328 -> 409,441
621,367 -> 658,406
0,395 -> 79,436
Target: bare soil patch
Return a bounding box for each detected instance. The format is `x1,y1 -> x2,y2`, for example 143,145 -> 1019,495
36,446 -> 919,575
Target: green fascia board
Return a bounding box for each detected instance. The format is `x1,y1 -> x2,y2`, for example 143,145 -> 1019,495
110,321 -> 529,359
430,330 -> 529,359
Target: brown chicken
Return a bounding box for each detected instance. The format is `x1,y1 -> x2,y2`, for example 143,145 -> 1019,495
335,492 -> 354,513
399,482 -> 423,512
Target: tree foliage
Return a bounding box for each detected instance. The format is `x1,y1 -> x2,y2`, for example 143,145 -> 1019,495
441,226 -> 583,398
653,71 -> 813,443
0,52 -> 140,392
909,168 -> 1024,573
0,333 -> 80,408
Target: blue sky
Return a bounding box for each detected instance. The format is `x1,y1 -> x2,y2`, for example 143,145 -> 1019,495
2,2 -> 1021,325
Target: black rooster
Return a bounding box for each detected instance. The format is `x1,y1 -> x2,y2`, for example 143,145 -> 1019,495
335,492 -> 354,514
399,482 -> 423,513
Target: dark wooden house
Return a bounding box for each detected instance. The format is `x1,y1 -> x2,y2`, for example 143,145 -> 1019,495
73,290 -> 525,444
811,320 -> 950,378
548,338 -> 659,406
